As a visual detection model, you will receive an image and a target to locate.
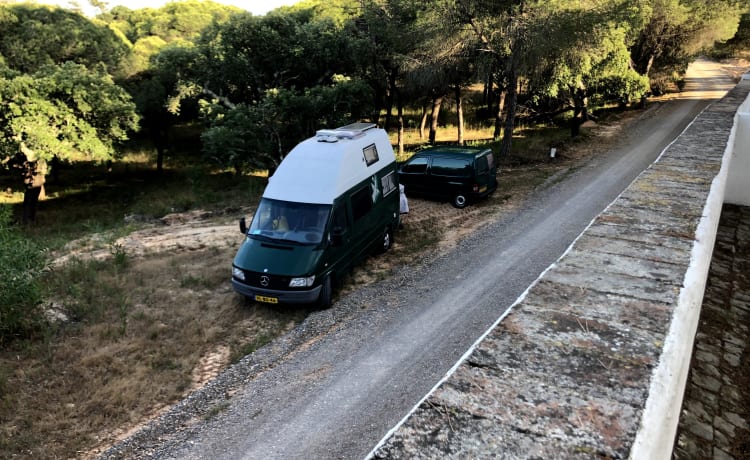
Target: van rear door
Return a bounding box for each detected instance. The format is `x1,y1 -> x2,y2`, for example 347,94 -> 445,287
473,150 -> 497,195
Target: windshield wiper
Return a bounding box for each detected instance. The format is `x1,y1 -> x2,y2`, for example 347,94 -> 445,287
274,238 -> 305,246
248,232 -> 275,242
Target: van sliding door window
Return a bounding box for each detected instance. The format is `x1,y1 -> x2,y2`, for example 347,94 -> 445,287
431,158 -> 471,177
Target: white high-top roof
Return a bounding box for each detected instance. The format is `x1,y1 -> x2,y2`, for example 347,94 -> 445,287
263,124 -> 396,205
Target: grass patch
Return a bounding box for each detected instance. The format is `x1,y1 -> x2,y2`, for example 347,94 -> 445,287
1,161 -> 266,251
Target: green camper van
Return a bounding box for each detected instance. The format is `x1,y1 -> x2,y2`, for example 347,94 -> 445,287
231,123 -> 400,308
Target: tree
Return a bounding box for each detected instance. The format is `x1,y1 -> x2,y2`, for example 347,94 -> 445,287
201,76 -> 375,175
99,1 -> 241,172
452,0 -> 534,156
123,44 -> 203,173
630,0 -> 745,92
359,0 -> 424,151
0,63 -> 139,223
192,4 -> 377,173
0,4 -> 127,73
523,2 -> 649,135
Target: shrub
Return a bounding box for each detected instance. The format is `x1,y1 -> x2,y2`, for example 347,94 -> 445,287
0,206 -> 48,344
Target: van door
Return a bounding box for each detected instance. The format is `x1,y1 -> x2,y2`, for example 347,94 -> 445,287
325,200 -> 352,281
429,156 -> 472,198
474,151 -> 497,195
349,183 -> 380,257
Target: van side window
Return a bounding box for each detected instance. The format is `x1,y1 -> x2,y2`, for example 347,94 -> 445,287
431,157 -> 471,177
381,171 -> 397,196
351,185 -> 372,222
363,144 -> 379,166
402,157 -> 428,173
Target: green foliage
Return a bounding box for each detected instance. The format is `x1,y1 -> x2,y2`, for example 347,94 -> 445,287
0,206 -> 48,343
0,4 -> 127,73
592,72 -> 651,106
713,12 -> 750,57
195,5 -> 372,106
630,0 -> 745,82
101,0 -> 241,46
0,62 -> 139,165
201,77 -> 375,174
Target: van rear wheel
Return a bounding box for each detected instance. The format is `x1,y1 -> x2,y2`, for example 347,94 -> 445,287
377,227 -> 393,254
452,194 -> 468,208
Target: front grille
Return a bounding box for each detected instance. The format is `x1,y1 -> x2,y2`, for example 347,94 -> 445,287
239,270 -> 293,290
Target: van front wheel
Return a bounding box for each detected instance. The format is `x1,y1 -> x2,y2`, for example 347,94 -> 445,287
452,194 -> 468,209
317,276 -> 332,309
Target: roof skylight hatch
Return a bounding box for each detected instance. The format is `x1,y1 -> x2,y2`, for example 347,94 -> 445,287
316,123 -> 377,143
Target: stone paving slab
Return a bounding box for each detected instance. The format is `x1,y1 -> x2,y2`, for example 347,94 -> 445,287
372,81 -> 750,458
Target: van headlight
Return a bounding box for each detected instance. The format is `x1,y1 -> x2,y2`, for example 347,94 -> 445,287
232,267 -> 245,281
289,275 -> 315,288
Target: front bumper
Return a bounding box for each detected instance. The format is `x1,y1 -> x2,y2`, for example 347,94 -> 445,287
231,278 -> 322,304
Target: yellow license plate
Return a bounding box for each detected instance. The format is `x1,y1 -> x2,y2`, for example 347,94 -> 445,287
479,185 -> 487,193
255,295 -> 279,304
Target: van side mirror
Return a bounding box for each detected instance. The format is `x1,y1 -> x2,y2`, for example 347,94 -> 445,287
330,226 -> 344,246
239,217 -> 247,234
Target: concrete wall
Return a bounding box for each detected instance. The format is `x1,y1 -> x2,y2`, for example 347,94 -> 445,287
370,79 -> 750,459
725,75 -> 750,206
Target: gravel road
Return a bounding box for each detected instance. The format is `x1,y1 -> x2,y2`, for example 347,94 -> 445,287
99,59 -> 736,460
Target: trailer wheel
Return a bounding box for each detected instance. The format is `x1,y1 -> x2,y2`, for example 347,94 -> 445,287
317,275 -> 332,309
451,193 -> 468,208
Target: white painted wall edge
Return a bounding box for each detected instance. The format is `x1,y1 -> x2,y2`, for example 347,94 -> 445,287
628,99 -> 743,459
724,89 -> 750,205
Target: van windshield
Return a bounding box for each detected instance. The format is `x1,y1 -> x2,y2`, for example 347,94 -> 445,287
248,198 -> 331,245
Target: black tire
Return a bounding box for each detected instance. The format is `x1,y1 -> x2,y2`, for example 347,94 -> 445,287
317,275 -> 332,309
451,194 -> 468,208
377,227 -> 393,254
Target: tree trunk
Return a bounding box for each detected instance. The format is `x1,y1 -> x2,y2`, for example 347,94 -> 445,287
49,155 -> 61,185
153,127 -> 168,174
396,87 -> 404,155
494,90 -> 507,141
429,94 -> 443,145
371,83 -> 384,126
500,62 -> 518,157
455,85 -> 464,145
384,68 -> 397,132
419,101 -> 429,139
485,71 -> 494,115
21,159 -> 47,225
570,86 -> 589,137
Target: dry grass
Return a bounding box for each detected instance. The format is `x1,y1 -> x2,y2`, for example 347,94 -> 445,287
0,245 -> 306,458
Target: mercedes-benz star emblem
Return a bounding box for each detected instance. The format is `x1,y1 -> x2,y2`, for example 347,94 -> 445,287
260,275 -> 270,287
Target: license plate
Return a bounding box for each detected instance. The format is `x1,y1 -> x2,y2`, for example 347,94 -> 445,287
255,295 -> 279,304
479,185 -> 487,193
